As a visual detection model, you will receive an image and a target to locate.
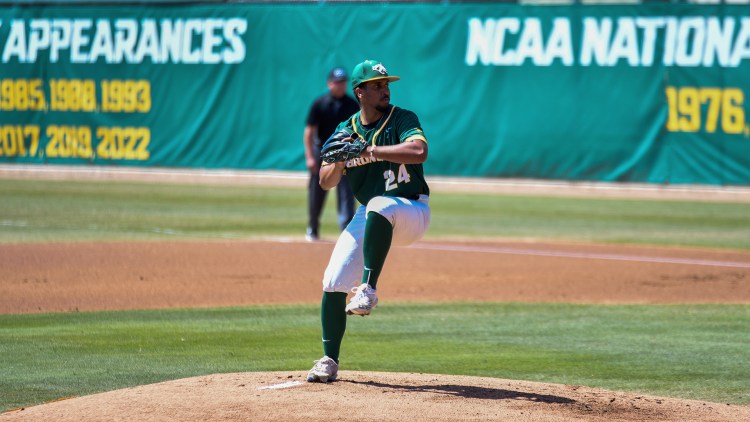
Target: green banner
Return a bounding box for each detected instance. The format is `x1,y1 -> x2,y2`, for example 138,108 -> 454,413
1,4 -> 749,185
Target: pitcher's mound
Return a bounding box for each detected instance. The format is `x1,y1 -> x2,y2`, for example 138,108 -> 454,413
3,372 -> 747,421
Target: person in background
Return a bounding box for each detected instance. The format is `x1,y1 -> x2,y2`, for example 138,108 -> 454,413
303,67 -> 359,241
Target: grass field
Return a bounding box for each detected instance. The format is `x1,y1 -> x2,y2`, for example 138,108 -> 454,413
1,178 -> 749,412
1,303 -> 748,412
2,179 -> 750,249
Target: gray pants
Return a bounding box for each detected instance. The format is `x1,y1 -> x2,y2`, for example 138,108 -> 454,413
308,170 -> 355,237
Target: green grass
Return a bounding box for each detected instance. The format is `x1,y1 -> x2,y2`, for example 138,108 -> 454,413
430,193 -> 750,249
1,303 -> 748,412
0,179 -> 324,242
2,177 -> 749,412
2,178 -> 750,249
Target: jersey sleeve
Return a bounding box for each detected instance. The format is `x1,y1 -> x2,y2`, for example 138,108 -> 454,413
335,118 -> 353,133
395,109 -> 427,143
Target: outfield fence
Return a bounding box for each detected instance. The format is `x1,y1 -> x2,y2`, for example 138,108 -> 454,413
1,2 -> 749,185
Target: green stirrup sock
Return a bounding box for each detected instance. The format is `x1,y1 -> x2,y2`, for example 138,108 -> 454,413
361,211 -> 393,290
321,292 -> 347,363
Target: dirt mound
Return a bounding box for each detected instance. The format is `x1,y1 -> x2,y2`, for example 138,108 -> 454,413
2,240 -> 749,420
2,371 -> 747,421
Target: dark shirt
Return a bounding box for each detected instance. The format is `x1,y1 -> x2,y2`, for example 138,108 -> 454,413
306,93 -> 359,151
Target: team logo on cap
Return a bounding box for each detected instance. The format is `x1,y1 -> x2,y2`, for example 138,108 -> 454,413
372,64 -> 388,75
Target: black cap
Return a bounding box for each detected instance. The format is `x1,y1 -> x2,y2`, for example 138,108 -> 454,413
328,67 -> 348,82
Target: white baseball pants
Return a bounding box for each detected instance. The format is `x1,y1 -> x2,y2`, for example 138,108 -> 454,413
322,195 -> 431,293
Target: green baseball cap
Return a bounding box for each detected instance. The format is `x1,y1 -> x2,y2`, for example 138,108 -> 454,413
350,59 -> 400,89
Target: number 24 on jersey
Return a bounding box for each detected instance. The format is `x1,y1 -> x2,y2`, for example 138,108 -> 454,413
384,164 -> 411,191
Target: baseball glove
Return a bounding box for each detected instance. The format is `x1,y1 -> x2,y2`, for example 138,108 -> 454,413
320,128 -> 368,164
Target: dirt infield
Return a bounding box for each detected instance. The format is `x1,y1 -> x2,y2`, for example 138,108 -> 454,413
2,240 -> 750,314
2,239 -> 750,420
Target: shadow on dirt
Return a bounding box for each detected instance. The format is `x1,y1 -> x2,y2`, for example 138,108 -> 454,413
343,380 -> 576,404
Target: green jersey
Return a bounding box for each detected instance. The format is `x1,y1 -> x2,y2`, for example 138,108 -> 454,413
335,105 -> 430,205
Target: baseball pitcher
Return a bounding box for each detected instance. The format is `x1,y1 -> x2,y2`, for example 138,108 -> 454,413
307,59 -> 431,383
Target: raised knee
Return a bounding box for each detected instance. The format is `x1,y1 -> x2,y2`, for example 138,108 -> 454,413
365,196 -> 398,225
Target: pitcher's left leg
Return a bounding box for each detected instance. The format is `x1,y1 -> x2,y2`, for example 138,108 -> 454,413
346,196 -> 430,316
